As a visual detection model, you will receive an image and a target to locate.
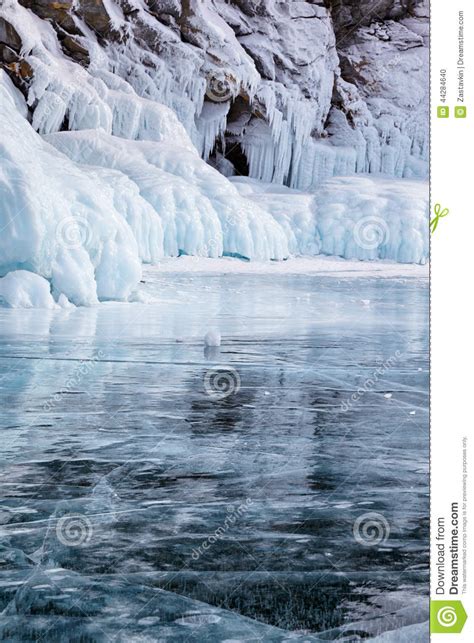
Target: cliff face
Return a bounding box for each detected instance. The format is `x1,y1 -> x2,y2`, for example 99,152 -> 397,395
1,0 -> 428,188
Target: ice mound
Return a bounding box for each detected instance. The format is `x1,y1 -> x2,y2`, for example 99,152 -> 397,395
231,178 -> 321,257
232,176 -> 429,264
45,129 -> 289,261
0,70 -> 288,308
0,271 -> 56,309
314,176 -> 429,263
0,71 -> 142,306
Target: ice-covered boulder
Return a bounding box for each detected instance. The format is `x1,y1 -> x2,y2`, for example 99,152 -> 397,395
0,0 -> 428,188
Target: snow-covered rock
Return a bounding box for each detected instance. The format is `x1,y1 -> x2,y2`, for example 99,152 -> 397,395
328,2 -> 429,184
0,0 -> 428,187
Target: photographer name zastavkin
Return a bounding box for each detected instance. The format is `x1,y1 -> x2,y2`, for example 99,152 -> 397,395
435,503 -> 460,595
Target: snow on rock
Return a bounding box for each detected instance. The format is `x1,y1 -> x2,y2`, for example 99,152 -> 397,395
0,1 -> 194,147
328,2 -> 429,184
0,271 -> 56,309
0,0 -> 428,189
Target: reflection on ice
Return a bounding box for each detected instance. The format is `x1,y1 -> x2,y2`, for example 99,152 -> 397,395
0,270 -> 429,640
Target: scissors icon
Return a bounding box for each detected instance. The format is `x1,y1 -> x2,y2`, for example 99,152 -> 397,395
430,203 -> 449,233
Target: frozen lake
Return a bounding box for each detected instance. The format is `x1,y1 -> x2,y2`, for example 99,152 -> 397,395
0,267 -> 429,641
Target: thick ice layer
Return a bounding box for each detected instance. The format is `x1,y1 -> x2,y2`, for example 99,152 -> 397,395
314,176 -> 428,263
371,622 -> 429,642
1,70 -> 289,308
0,271 -> 57,309
0,274 -> 429,638
0,71 -> 142,306
45,129 -> 289,262
231,175 -> 429,264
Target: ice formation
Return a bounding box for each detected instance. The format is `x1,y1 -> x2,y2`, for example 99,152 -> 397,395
231,176 -> 429,264
204,330 -> 221,347
0,271 -> 57,309
1,71 -> 142,306
0,0 -> 428,185
45,128 -> 289,262
1,68 -> 292,305
0,1 -> 429,307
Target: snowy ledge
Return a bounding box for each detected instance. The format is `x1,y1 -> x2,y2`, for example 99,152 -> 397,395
146,256 -> 429,280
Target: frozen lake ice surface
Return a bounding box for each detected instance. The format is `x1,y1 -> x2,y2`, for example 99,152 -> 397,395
0,263 -> 429,641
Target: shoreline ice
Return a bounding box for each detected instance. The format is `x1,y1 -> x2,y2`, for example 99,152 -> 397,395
146,256 -> 429,280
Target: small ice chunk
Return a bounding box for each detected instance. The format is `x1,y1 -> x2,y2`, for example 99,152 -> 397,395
361,299 -> 371,306
384,393 -> 393,399
409,411 -> 416,415
204,330 -> 221,347
0,271 -> 57,309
